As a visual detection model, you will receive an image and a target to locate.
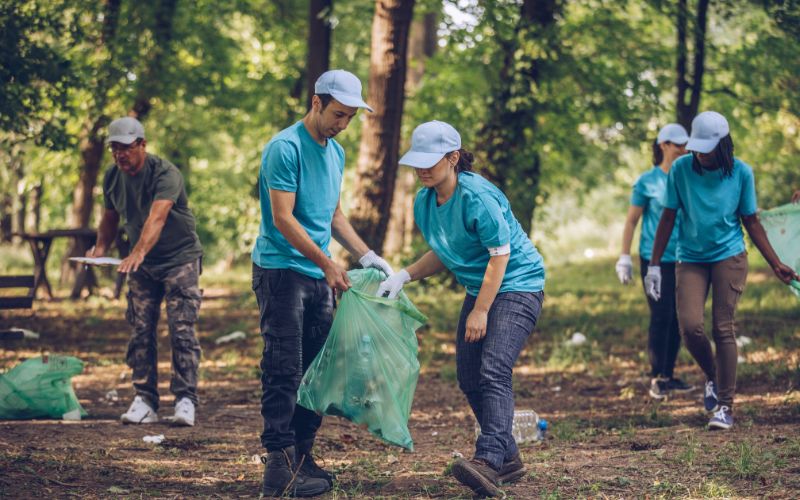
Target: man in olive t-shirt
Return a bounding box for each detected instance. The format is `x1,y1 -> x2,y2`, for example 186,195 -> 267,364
90,117 -> 202,427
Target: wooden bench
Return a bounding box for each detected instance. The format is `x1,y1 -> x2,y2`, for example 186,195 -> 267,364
0,275 -> 35,340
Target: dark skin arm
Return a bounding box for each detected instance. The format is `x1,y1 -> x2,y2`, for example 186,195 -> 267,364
647,208 -> 677,267
741,213 -> 799,284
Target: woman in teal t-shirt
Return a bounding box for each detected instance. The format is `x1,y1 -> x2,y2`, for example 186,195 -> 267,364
378,121 -> 545,497
616,123 -> 692,400
646,111 -> 798,431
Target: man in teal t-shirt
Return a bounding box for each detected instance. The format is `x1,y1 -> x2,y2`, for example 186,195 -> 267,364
252,70 -> 394,498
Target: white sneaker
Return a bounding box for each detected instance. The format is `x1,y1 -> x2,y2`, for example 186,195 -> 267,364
171,397 -> 195,427
120,395 -> 158,424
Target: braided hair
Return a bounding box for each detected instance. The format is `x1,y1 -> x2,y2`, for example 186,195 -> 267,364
692,134 -> 735,178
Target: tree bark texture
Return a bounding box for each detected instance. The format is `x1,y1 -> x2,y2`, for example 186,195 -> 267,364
305,0 -> 333,109
478,0 -> 557,235
348,0 -> 415,257
676,0 -> 709,129
384,11 -> 437,256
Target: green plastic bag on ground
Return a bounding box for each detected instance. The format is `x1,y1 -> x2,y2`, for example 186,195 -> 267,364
760,203 -> 800,297
297,269 -> 427,450
0,355 -> 88,420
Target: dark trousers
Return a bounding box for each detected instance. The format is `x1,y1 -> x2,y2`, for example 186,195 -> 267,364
639,258 -> 681,379
456,291 -> 543,469
252,264 -> 334,451
125,259 -> 202,410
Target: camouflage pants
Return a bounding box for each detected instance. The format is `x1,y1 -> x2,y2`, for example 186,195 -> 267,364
125,259 -> 202,410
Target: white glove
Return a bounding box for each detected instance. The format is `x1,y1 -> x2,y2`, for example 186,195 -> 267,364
359,250 -> 394,277
644,265 -> 662,301
615,254 -> 633,284
377,269 -> 411,299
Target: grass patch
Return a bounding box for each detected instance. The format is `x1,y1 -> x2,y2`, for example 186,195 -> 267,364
718,441 -> 773,480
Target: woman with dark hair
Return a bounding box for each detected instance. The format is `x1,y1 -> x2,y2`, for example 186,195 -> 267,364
378,121 -> 545,497
645,111 -> 798,430
617,123 -> 693,400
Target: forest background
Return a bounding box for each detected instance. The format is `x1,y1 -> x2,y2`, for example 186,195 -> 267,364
2,0 -> 798,274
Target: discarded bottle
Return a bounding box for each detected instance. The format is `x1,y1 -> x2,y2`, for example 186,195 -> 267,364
536,419 -> 548,441
343,335 -> 376,415
475,409 -> 544,444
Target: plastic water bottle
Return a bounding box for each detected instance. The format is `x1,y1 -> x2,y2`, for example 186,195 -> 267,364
474,409 -> 543,444
344,335 -> 374,415
536,419 -> 548,441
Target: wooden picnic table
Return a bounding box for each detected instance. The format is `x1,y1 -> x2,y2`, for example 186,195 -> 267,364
13,228 -> 130,300
14,228 -> 97,299
0,275 -> 35,340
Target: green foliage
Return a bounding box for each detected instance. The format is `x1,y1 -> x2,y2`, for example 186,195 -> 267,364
2,0 -> 799,265
0,0 -> 79,149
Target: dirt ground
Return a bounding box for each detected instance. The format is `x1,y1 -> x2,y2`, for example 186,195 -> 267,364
1,284 -> 799,499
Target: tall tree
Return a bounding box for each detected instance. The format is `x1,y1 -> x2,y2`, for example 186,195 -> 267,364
675,0 -> 710,129
479,0 -> 559,234
70,0 -> 124,231
305,0 -> 333,109
384,10 -> 437,257
348,0 -> 415,255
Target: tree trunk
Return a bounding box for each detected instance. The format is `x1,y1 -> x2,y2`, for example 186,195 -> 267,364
348,0 -> 415,260
676,0 -> 709,129
0,192 -> 11,242
478,0 -> 557,235
64,0 -> 122,293
384,11 -> 437,256
30,183 -> 42,233
15,181 -> 26,236
305,0 -> 333,109
130,0 -> 179,121
69,0 -> 122,230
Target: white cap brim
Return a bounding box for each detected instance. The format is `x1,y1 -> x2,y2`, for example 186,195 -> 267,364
106,135 -> 140,145
399,150 -> 445,169
658,133 -> 689,144
331,92 -> 374,113
686,137 -> 719,154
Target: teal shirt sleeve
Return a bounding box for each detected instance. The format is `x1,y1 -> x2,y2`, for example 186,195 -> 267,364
664,165 -> 681,210
630,178 -> 648,207
264,140 -> 300,192
738,165 -> 757,216
469,193 -> 510,249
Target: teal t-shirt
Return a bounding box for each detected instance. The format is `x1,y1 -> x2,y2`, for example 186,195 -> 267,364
631,166 -> 679,262
664,155 -> 757,263
414,172 -> 545,296
251,121 -> 344,279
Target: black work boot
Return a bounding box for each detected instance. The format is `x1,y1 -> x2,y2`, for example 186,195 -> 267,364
261,446 -> 331,498
452,458 -> 501,497
497,452 -> 526,484
296,439 -> 334,486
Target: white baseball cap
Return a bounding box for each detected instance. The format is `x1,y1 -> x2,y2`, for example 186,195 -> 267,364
656,123 -> 689,145
314,70 -> 373,112
686,111 -> 730,153
107,117 -> 145,144
399,121 -> 462,169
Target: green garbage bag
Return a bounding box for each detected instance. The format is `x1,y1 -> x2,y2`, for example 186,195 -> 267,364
297,269 -> 427,450
0,355 -> 88,420
760,203 -> 800,297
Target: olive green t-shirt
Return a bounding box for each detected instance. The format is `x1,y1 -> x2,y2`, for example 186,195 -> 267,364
103,154 -> 202,271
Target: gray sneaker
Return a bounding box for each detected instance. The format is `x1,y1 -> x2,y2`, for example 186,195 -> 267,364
703,380 -> 719,412
708,405 -> 734,430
